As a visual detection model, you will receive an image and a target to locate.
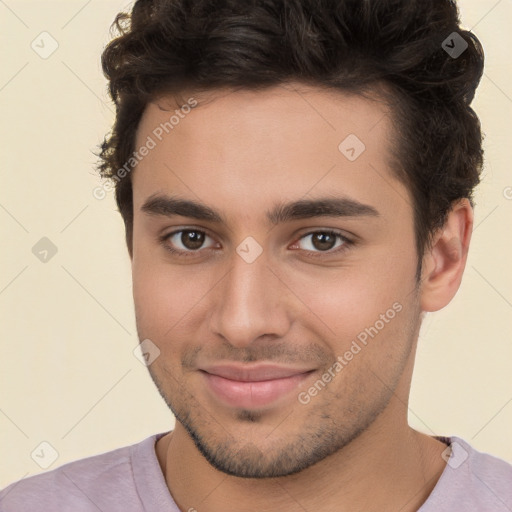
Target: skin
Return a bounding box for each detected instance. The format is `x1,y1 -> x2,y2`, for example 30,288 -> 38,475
130,82 -> 473,512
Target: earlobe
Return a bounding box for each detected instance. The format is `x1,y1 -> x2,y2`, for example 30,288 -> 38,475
419,199 -> 473,312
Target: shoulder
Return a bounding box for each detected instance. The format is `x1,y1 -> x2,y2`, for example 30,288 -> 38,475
0,436 -> 155,512
422,436 -> 512,511
456,436 -> 512,489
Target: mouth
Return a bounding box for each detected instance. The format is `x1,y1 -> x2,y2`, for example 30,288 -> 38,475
198,363 -> 317,409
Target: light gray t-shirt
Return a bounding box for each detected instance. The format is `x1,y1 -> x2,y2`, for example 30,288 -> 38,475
1,432 -> 511,511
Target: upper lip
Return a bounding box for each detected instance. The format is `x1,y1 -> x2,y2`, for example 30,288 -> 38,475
199,363 -> 315,382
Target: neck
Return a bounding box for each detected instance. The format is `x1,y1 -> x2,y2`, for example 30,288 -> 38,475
157,407 -> 447,512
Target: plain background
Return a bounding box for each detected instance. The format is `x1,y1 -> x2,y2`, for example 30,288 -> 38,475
0,0 -> 511,488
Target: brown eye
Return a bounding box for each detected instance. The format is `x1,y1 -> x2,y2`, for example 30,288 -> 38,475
179,230 -> 205,250
296,231 -> 348,253
310,232 -> 337,251
161,229 -> 216,256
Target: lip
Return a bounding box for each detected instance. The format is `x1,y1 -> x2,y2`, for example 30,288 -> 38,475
199,363 -> 316,409
199,363 -> 315,381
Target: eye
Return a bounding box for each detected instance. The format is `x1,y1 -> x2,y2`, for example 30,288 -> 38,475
290,230 -> 352,258
159,228 -> 353,259
160,229 -> 217,257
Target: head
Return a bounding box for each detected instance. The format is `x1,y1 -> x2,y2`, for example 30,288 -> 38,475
97,0 -> 484,478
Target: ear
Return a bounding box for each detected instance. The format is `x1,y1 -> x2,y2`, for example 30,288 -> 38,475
420,198 -> 473,312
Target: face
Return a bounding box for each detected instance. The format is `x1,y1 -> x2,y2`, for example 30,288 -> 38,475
131,83 -> 422,478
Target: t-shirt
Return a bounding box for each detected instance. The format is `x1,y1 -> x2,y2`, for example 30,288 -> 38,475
1,432 -> 511,511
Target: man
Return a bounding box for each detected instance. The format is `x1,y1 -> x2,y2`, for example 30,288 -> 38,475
1,0 -> 511,510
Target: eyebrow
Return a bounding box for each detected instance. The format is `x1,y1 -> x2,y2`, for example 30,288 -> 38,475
141,193 -> 379,226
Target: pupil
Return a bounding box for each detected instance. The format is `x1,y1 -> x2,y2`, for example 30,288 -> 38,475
313,232 -> 335,251
183,230 -> 204,250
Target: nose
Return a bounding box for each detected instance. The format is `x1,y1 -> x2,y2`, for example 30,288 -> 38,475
208,249 -> 292,348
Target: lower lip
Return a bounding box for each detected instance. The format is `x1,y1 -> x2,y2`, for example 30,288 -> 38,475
200,370 -> 314,409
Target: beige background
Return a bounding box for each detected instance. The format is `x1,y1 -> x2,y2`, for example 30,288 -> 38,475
0,0 -> 511,488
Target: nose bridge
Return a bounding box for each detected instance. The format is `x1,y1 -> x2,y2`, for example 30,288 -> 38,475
210,248 -> 290,347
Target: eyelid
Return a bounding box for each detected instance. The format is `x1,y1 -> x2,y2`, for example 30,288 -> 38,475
160,227 -> 218,255
294,226 -> 355,242
290,229 -> 352,258
159,226 -> 354,258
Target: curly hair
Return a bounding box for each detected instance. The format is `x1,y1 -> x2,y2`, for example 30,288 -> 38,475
96,0 -> 484,263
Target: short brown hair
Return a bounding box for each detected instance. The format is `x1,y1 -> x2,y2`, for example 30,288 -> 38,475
96,0 -> 484,263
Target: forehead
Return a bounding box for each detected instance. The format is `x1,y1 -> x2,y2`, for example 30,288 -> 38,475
131,83 -> 411,226
138,83 -> 391,150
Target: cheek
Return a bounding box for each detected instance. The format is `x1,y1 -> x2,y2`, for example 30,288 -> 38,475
284,258 -> 412,335
132,249 -> 216,341
277,247 -> 417,368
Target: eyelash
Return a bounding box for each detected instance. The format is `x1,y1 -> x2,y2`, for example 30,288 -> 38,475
158,228 -> 353,260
